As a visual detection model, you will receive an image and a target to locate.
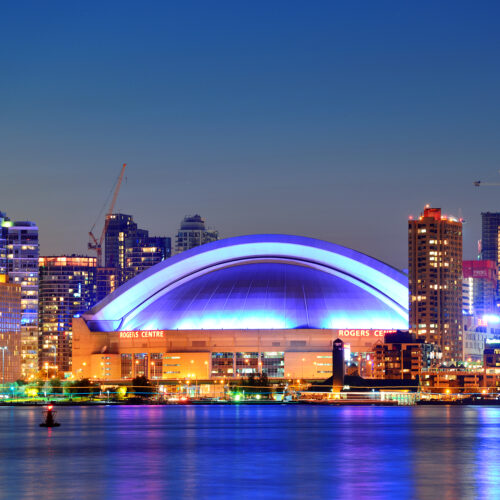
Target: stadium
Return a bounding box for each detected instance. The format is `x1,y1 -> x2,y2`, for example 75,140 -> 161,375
72,234 -> 409,380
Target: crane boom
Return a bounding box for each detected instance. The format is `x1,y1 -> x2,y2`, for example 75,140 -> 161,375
88,163 -> 127,267
473,181 -> 500,187
100,163 -> 127,246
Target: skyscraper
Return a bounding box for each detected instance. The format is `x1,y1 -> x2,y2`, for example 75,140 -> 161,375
104,214 -> 171,286
174,214 -> 218,254
1,216 -> 39,379
38,256 -> 97,374
408,206 -> 463,362
104,214 -> 137,280
481,212 -> 500,262
480,212 -> 500,300
0,274 -> 22,382
124,234 -> 171,282
462,260 -> 497,319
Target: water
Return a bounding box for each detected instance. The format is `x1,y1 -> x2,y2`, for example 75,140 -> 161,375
1,405 -> 500,499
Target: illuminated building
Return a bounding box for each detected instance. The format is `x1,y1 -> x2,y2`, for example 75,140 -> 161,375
73,234 -> 409,381
484,340 -> 500,372
124,234 -> 171,282
408,206 -> 463,362
462,260 -> 496,318
481,211 -> 500,264
105,213 -> 171,286
104,214 -> 137,284
96,267 -> 118,303
39,256 -> 97,374
174,214 -> 218,255
0,274 -> 22,382
462,315 -> 500,362
0,216 -> 39,379
0,212 -> 7,275
372,331 -> 437,380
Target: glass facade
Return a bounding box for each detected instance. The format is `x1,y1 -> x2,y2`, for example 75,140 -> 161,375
121,353 -> 132,378
236,352 -> 259,375
261,352 -> 285,378
150,352 -> 163,379
134,353 -> 148,377
211,352 -> 234,377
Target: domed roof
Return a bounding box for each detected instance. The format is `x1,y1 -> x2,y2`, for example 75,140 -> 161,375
84,234 -> 408,332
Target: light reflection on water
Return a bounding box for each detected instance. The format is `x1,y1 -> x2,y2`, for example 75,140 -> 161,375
1,405 -> 499,499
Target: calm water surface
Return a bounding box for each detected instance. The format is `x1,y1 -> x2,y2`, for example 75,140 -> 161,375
1,405 -> 499,499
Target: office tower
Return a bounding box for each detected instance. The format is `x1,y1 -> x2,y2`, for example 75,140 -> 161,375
104,213 -> 171,287
1,217 -> 39,379
462,260 -> 497,319
0,275 -> 22,382
174,214 -> 218,254
38,256 -> 97,375
408,206 -> 463,362
124,234 -> 171,282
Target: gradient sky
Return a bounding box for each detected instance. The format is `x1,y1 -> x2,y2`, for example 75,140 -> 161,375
1,1 -> 500,269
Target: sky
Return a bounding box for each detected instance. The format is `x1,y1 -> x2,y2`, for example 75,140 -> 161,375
1,1 -> 500,270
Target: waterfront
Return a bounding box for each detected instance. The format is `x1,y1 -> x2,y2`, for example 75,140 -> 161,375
1,406 -> 499,499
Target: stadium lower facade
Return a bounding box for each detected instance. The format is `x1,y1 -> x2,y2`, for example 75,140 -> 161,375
73,235 -> 409,380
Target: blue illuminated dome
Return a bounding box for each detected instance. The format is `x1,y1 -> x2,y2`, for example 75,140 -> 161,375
84,234 -> 409,332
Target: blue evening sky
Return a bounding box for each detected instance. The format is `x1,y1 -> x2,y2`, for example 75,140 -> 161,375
1,1 -> 499,268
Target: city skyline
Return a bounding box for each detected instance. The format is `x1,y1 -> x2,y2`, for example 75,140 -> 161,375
2,2 -> 500,269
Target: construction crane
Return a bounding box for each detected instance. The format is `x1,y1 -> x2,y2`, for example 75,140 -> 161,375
88,163 -> 127,267
474,181 -> 500,187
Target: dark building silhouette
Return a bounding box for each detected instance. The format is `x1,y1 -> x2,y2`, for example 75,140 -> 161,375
332,338 -> 344,392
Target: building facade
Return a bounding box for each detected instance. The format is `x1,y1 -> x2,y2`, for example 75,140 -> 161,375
174,214 -> 218,254
38,256 -> 97,375
408,207 -> 463,362
462,260 -> 497,318
0,275 -> 22,382
105,213 -> 171,286
104,214 -> 138,284
0,216 -> 39,379
124,234 -> 171,282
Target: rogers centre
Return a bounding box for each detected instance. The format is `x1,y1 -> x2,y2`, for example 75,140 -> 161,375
73,234 -> 408,380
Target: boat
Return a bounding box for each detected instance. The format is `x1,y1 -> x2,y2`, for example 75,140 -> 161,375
39,404 -> 61,427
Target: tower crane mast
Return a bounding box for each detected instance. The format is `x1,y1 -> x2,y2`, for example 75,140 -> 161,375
89,163 -> 127,267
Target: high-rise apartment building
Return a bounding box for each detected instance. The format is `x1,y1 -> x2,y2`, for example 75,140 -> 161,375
0,275 -> 22,382
104,214 -> 137,274
0,215 -> 39,379
481,212 -> 500,262
174,214 -> 218,254
124,234 -> 171,282
104,214 -> 171,286
408,206 -> 463,362
96,267 -> 119,304
0,212 -> 7,275
462,260 -> 497,319
481,212 -> 500,298
38,256 -> 97,374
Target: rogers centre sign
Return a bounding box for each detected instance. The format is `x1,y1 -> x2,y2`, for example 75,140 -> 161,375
336,329 -> 396,338
119,330 -> 165,339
